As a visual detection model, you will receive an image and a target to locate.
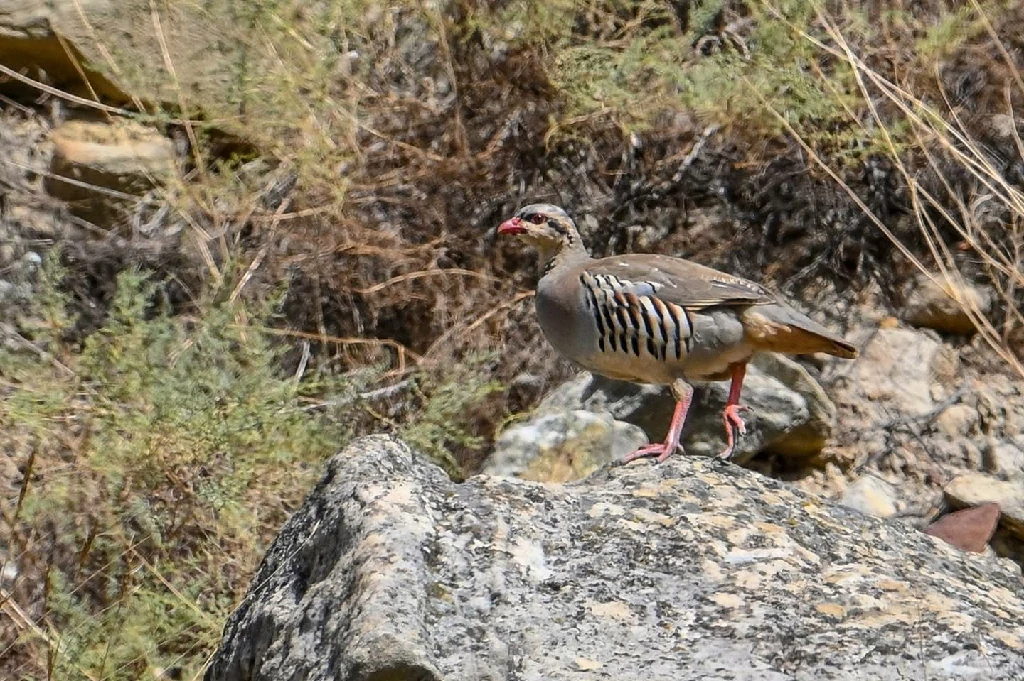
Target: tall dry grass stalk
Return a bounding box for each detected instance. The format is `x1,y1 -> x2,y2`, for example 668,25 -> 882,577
755,0 -> 1024,378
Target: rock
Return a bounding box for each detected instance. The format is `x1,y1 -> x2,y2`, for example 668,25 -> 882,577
924,503 -> 1001,553
902,273 -> 993,335
935,403 -> 977,438
988,437 -> 1024,479
945,473 -> 1024,540
750,353 -> 836,458
836,327 -> 954,419
206,435 -> 1024,681
829,327 -> 960,476
0,1 -> 129,103
483,410 -> 647,482
43,120 -> 176,227
527,353 -> 836,467
840,474 -> 898,518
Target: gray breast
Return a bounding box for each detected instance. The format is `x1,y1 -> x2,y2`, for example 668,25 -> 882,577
535,271 -> 598,362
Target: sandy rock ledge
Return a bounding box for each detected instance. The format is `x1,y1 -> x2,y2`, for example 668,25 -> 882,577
205,436 -> 1024,681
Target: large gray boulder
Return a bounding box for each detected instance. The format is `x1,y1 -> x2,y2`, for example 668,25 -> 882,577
205,436 -> 1024,681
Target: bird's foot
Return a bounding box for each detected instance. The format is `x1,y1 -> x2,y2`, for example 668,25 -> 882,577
622,441 -> 682,465
718,404 -> 749,460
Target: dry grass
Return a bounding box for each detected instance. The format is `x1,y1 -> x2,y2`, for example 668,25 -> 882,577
751,0 -> 1024,376
4,0 -> 1024,678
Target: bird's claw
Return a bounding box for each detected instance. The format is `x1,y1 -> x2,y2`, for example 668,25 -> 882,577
622,440 -> 684,465
724,403 -> 748,435
718,403 -> 749,460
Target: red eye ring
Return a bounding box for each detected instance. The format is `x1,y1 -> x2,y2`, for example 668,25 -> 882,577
528,214 -> 546,224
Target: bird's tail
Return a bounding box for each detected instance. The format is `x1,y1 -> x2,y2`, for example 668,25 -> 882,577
741,304 -> 858,359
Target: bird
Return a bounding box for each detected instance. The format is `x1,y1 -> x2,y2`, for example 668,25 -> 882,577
496,203 -> 858,464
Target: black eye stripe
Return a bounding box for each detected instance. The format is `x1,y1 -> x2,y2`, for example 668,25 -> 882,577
519,211 -> 569,233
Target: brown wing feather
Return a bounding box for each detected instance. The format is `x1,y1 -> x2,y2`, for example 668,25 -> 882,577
581,254 -> 776,309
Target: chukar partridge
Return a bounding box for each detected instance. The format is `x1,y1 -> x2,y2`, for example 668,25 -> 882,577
497,203 -> 858,464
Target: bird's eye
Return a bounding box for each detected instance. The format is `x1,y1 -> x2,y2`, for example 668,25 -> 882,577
527,214 -> 546,224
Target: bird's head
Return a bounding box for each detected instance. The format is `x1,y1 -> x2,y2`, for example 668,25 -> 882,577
496,204 -> 580,257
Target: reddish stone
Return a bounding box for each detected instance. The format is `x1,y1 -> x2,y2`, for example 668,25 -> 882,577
924,503 -> 1001,553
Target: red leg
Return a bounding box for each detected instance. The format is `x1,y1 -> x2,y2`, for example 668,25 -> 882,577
623,380 -> 694,464
718,362 -> 749,460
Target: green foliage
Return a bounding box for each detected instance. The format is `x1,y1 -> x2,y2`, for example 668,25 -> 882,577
2,256 -> 508,678
401,353 -> 503,480
2,261 -> 348,680
539,0 -> 863,142
915,3 -> 987,59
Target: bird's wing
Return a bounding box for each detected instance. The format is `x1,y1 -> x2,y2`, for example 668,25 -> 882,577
579,254 -> 776,310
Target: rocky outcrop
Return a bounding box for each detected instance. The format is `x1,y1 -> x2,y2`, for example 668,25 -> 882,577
206,436 -> 1024,681
486,353 -> 838,482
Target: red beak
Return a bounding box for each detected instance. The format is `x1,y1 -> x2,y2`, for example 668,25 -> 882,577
497,217 -> 525,235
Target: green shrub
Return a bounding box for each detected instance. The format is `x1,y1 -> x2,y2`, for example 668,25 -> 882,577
2,254 -> 509,678
3,261 -> 347,680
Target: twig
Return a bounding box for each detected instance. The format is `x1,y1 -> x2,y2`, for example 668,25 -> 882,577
0,63 -> 130,116
246,325 -> 422,374
421,290 -> 534,362
355,268 -> 498,295
0,158 -> 139,202
229,240 -> 272,304
68,0 -> 148,112
872,386 -> 969,432
302,380 -> 413,411
0,92 -> 33,115
293,341 -> 311,385
0,588 -> 100,681
670,124 -> 721,184
150,0 -> 206,181
854,387 -> 969,475
0,322 -> 76,378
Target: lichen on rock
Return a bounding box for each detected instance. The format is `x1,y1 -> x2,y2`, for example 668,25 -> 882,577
206,436 -> 1024,681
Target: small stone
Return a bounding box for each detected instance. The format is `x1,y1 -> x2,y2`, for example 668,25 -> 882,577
44,119 -> 176,228
924,503 -> 1001,553
902,273 -> 993,335
987,113 -> 1020,139
841,474 -> 898,518
935,404 -> 977,438
879,316 -> 900,329
752,353 -> 836,460
945,473 -> 1024,541
962,441 -> 985,470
